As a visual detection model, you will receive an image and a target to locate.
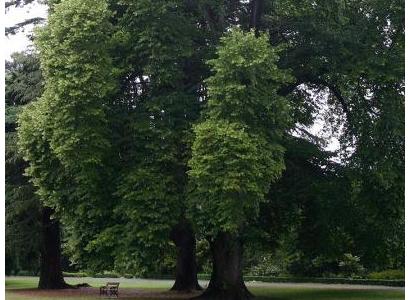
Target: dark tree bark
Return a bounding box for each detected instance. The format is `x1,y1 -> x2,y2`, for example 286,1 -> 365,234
38,207 -> 71,289
194,232 -> 253,300
170,221 -> 202,292
249,0 -> 264,34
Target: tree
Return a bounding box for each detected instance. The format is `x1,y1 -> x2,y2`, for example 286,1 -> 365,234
266,137 -> 353,276
6,51 -> 72,288
75,0 -> 206,290
240,0 -> 403,271
17,0 -> 404,288
18,0 -> 117,288
188,29 -> 292,300
19,0 -> 205,291
18,98 -> 74,289
6,52 -> 43,107
6,105 -> 40,276
266,0 -> 405,269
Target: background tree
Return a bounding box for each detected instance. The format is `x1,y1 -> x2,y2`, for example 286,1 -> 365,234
236,0 -> 404,273
61,0 -> 206,290
110,1 -> 204,290
269,0 -> 404,270
6,51 -> 72,288
5,52 -> 40,276
6,104 -> 40,276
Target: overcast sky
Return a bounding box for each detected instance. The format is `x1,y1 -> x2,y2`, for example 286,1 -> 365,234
5,2 -> 48,59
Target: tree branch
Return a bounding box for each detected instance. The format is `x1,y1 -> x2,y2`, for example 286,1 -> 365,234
277,73 -> 355,134
6,0 -> 36,9
6,17 -> 45,36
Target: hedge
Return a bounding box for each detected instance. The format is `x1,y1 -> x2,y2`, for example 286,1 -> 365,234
368,270 -> 404,280
196,274 -> 404,287
63,272 -> 88,277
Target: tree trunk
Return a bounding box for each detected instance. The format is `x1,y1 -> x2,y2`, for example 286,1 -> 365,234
170,221 -> 202,292
38,207 -> 71,289
249,0 -> 264,34
194,232 -> 253,300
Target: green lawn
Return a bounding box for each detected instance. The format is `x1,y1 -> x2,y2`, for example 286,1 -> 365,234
5,277 -> 404,300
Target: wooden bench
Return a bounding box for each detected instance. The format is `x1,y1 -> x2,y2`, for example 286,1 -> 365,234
99,282 -> 120,298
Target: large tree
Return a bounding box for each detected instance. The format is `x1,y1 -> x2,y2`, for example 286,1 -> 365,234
18,0 -> 116,288
188,29 -> 292,300
268,0 -> 404,269
19,0 -> 206,291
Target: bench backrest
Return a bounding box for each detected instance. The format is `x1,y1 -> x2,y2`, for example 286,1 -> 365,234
106,282 -> 120,287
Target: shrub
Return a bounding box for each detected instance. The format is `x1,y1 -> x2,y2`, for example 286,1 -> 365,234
247,254 -> 281,276
338,253 -> 365,278
368,269 -> 404,280
63,272 -> 88,277
16,270 -> 37,276
93,271 -> 120,278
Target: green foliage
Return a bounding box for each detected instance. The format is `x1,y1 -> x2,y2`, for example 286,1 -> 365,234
5,52 -> 43,276
62,272 -> 88,278
121,0 -> 195,86
15,270 -> 39,276
204,30 -> 292,134
6,52 -> 43,106
6,106 -> 24,127
368,269 -> 404,280
34,0 -> 116,174
104,167 -> 180,274
14,0 -> 404,278
88,0 -> 207,274
91,271 -> 120,278
18,100 -> 67,210
270,0 -> 404,270
188,30 -> 292,236
196,239 -> 212,274
18,0 -> 121,273
246,253 -> 281,277
189,120 -> 284,235
338,254 -> 365,278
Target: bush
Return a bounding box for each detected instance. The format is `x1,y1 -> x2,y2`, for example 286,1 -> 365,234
63,272 -> 88,277
368,269 -> 404,280
93,271 -> 120,278
123,274 -> 134,279
247,254 -> 281,276
16,270 -> 37,276
198,274 -> 404,286
338,253 -> 365,278
244,276 -> 404,287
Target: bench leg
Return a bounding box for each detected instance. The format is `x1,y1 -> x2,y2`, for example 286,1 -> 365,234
108,289 -> 118,298
100,288 -> 107,296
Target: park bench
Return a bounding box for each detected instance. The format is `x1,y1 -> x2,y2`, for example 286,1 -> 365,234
99,282 -> 120,298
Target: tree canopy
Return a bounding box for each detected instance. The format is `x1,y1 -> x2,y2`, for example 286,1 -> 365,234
13,0 -> 404,296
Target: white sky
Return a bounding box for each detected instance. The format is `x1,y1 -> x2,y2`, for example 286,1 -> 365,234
4,2 -> 48,59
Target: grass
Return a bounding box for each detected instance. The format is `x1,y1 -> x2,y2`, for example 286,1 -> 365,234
252,287 -> 404,300
5,276 -> 405,300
